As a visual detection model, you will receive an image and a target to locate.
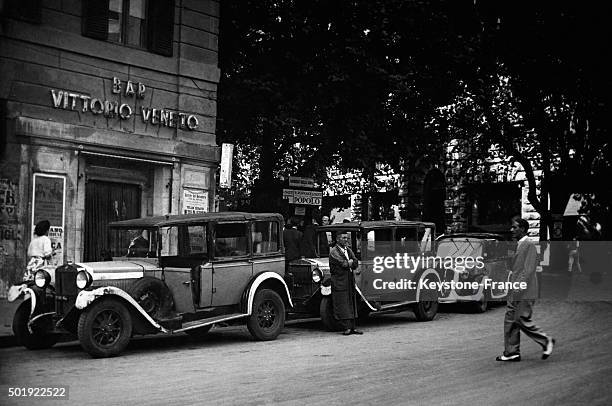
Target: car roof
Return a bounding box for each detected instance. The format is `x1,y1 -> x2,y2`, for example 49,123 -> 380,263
436,233 -> 506,241
109,212 -> 283,228
318,220 -> 435,231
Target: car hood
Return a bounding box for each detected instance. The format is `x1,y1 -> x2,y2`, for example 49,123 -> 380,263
73,260 -> 159,280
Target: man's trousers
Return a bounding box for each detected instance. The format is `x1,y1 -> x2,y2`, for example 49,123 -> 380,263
504,300 -> 550,356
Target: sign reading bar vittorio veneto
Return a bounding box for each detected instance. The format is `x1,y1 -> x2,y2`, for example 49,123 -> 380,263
49,76 -> 199,130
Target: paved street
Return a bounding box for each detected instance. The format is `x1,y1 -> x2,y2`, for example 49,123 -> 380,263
1,300 -> 611,406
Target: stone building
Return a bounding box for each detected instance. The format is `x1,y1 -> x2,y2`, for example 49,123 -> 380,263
0,0 -> 220,295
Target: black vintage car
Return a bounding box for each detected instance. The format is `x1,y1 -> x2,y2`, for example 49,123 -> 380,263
10,212 -> 292,357
286,220 -> 442,330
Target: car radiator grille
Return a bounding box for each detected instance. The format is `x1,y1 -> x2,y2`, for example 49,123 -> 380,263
289,265 -> 316,298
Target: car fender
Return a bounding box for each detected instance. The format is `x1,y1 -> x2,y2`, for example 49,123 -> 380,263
244,272 -> 293,315
416,268 -> 441,302
7,284 -> 32,303
75,286 -> 169,333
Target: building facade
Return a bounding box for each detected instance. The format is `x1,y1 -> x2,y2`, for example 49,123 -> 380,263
0,0 -> 220,295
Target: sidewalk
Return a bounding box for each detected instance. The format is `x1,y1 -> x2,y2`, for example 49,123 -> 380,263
0,297 -> 19,347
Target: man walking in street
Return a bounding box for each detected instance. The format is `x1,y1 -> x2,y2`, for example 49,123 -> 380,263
496,216 -> 555,362
329,232 -> 363,335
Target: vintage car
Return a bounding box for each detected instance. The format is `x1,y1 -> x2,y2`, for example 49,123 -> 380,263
435,233 -> 512,312
287,221 -> 442,330
9,212 -> 292,357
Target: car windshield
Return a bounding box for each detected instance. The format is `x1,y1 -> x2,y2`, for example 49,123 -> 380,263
316,229 -> 361,258
108,227 -> 158,258
436,238 -> 484,258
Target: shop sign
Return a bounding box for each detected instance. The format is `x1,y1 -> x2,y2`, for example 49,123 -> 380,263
220,143 -> 234,188
282,189 -> 322,206
289,176 -> 315,188
49,76 -> 199,130
32,174 -> 65,266
183,188 -> 209,214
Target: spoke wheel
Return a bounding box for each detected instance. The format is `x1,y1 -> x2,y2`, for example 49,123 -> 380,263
247,289 -> 285,341
78,298 -> 132,358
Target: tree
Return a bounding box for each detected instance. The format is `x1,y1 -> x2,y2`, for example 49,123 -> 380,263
218,0 -> 481,209
434,1 -> 612,237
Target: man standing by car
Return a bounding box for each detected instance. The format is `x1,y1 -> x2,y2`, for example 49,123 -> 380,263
496,216 -> 555,362
329,232 -> 363,335
283,217 -> 302,262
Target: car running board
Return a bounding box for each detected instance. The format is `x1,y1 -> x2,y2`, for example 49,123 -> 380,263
377,300 -> 417,311
172,313 -> 249,333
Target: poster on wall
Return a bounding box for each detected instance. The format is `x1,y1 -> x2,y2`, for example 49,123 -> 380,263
183,188 -> 209,214
32,174 -> 65,266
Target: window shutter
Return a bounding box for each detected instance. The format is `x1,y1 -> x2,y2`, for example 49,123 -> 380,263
82,0 -> 109,40
5,0 -> 42,24
147,0 -> 175,57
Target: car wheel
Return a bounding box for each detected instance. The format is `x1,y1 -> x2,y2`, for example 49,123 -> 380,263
247,289 -> 285,341
12,300 -> 59,350
78,298 -> 132,358
185,325 -> 213,339
319,296 -> 343,331
414,274 -> 439,321
127,277 -> 174,320
413,300 -> 439,321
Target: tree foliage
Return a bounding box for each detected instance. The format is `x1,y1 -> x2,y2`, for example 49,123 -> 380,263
218,0 -> 479,186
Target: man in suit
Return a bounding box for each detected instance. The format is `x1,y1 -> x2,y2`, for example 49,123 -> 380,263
329,232 -> 363,335
496,216 -> 555,362
283,217 -> 302,262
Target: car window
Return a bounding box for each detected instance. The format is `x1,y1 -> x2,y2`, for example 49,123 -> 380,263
251,221 -> 280,254
419,227 -> 433,253
187,224 -> 208,257
160,226 -> 179,256
395,227 -> 419,253
215,222 -> 248,257
108,228 -> 157,258
365,229 -> 393,256
436,238 -> 483,258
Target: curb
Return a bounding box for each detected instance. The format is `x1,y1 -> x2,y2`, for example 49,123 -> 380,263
0,334 -> 17,348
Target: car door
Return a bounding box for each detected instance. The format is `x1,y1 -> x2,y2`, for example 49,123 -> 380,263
211,221 -> 253,307
159,225 -> 211,314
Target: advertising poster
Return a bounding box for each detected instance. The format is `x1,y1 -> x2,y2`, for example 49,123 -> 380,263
183,188 -> 209,214
32,174 -> 65,266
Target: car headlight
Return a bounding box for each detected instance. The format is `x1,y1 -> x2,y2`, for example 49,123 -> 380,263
312,268 -> 322,283
76,271 -> 93,289
34,270 -> 51,288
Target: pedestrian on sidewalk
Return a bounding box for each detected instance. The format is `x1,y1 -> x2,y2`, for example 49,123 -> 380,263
496,216 -> 555,362
329,232 -> 363,336
24,219 -> 53,280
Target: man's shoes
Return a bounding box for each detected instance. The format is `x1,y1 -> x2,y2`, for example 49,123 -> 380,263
342,329 -> 352,336
542,338 -> 555,360
350,329 -> 363,335
495,354 -> 521,362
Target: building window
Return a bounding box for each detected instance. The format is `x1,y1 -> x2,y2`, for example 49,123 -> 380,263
3,0 -> 41,23
82,0 -> 175,56
108,0 -> 147,47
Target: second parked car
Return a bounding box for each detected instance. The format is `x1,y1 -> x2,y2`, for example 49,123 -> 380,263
287,220 -> 442,330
